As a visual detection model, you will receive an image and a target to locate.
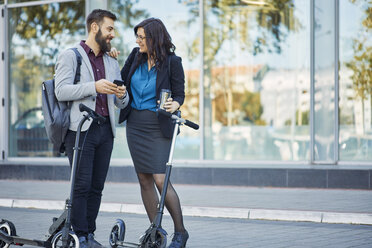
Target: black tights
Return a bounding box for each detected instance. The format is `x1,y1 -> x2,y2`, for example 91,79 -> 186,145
137,172 -> 186,233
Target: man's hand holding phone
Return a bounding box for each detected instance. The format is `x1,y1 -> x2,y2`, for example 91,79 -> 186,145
95,79 -> 118,94
113,80 -> 127,99
95,79 -> 126,99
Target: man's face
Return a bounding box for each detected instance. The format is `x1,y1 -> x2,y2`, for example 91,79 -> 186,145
95,17 -> 115,53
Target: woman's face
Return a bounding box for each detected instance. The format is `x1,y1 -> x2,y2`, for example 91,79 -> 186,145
136,27 -> 148,54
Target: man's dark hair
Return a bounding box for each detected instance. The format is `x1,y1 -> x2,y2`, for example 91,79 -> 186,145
86,9 -> 116,32
134,18 -> 176,70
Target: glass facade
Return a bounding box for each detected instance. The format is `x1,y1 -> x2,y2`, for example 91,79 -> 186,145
313,0 -> 336,162
107,0 -> 200,159
339,0 -> 371,161
7,0 -> 85,157
203,0 -> 310,160
1,0 -> 371,165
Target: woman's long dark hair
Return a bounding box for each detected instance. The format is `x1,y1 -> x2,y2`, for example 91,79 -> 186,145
134,18 -> 176,70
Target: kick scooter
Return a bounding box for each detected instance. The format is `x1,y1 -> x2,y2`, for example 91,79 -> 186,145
0,104 -> 106,248
108,109 -> 199,248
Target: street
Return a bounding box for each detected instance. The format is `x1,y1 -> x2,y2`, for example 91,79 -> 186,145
1,207 -> 372,248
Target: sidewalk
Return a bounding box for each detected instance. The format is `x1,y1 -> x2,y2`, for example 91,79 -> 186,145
0,179 -> 372,225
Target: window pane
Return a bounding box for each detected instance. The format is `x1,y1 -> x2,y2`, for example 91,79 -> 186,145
107,0 -> 200,160
339,0 -> 372,161
203,0 -> 310,160
313,0 -> 336,162
8,1 -> 85,157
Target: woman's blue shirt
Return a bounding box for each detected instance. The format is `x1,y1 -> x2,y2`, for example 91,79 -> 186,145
130,63 -> 157,112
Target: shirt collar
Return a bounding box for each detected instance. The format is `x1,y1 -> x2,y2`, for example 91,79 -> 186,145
80,40 -> 104,57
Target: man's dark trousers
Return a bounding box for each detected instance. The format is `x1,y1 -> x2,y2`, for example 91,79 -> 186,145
64,120 -> 113,238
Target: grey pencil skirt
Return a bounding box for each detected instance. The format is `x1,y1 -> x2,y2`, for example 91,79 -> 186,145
126,108 -> 171,174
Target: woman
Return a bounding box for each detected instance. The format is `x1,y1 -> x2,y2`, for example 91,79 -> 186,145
117,18 -> 188,248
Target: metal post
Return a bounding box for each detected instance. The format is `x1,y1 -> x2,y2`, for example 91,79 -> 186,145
334,0 -> 339,164
0,4 -> 5,161
1,3 -> 8,161
199,0 -> 205,160
310,0 -> 315,164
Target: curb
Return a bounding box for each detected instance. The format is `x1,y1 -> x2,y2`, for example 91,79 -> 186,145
1,198 -> 371,225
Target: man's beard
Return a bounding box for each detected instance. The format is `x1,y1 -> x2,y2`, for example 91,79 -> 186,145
95,29 -> 111,53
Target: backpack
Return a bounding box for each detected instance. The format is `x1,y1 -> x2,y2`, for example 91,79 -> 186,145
41,48 -> 82,153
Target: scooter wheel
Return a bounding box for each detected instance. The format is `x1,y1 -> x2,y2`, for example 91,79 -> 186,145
142,230 -> 166,248
109,219 -> 126,248
51,230 -> 79,248
0,220 -> 17,248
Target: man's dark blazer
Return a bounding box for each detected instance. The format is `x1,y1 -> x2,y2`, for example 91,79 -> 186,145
118,47 -> 185,138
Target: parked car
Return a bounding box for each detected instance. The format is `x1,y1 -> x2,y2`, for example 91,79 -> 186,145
10,107 -> 60,157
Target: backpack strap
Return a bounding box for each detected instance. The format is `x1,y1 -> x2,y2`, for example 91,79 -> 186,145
66,48 -> 82,108
71,48 -> 82,84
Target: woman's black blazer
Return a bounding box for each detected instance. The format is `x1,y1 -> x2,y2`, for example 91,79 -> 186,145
118,47 -> 185,138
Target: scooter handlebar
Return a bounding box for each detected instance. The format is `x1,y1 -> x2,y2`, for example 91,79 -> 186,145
185,119 -> 199,130
79,103 -> 106,123
158,109 -> 199,130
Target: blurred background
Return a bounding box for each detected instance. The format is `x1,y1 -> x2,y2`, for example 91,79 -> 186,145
0,0 -> 371,170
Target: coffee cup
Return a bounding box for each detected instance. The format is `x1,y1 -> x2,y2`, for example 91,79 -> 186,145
159,89 -> 171,110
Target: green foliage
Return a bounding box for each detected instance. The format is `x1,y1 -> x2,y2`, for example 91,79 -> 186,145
8,1 -> 85,119
346,38 -> 372,101
109,0 -> 149,27
9,2 -> 85,60
8,1 -> 149,118
184,0 -> 299,59
344,0 -> 371,133
10,54 -> 50,115
108,0 -> 149,65
182,0 -> 299,127
296,109 -> 309,125
345,0 -> 371,101
242,91 -> 265,125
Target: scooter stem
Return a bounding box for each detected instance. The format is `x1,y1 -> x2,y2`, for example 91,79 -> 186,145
62,114 -> 90,247
153,120 -> 180,227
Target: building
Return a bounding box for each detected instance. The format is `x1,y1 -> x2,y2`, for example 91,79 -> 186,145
0,0 -> 371,188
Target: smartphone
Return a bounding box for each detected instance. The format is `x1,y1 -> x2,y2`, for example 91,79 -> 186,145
113,79 -> 124,86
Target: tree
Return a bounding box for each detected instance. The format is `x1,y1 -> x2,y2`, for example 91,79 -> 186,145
184,0 -> 299,123
345,0 -> 372,133
8,1 -> 149,115
8,1 -> 85,116
7,1 -> 148,156
242,91 -> 265,125
179,0 -> 300,158
9,2 -> 85,62
108,0 -> 150,65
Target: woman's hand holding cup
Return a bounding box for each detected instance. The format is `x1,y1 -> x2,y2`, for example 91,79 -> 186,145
163,97 -> 180,113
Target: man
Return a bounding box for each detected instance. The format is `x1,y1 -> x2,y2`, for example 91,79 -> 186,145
54,9 -> 128,248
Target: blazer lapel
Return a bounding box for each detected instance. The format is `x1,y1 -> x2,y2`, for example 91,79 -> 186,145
103,54 -> 111,81
155,57 -> 169,92
102,54 -> 115,109
127,53 -> 139,84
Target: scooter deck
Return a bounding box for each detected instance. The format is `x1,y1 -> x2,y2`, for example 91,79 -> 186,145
114,240 -> 141,248
0,229 -> 51,248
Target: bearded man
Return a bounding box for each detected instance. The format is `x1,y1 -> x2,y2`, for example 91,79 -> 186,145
54,9 -> 128,248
